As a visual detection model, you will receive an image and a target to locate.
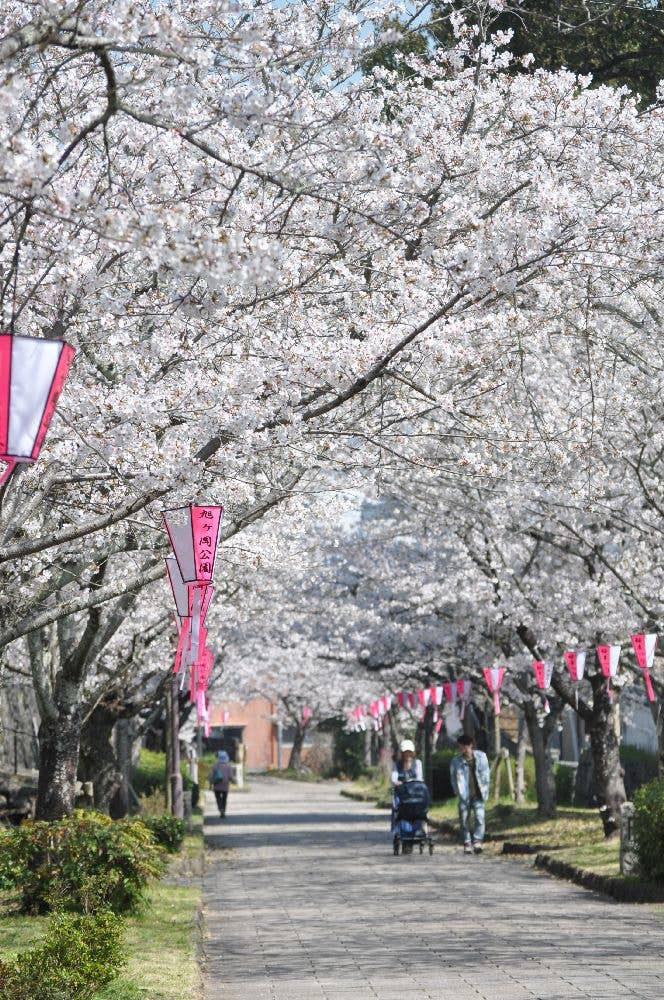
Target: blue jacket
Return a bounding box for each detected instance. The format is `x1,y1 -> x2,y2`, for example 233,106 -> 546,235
450,750 -> 490,803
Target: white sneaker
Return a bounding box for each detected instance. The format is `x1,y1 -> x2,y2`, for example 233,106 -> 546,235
463,843 -> 473,855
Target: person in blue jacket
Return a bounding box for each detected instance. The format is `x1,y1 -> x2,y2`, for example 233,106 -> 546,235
450,733 -> 490,854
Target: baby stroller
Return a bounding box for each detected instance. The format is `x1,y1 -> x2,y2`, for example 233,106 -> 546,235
392,779 -> 434,855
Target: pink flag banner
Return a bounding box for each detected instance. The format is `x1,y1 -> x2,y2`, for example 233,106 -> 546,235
631,633 -> 657,703
483,666 -> 505,715
163,504 -> 223,584
442,681 -> 454,704
429,685 -> 438,707
172,617 -> 191,675
302,706 -> 312,724
191,505 -> 223,582
396,691 -> 406,708
408,692 -> 416,709
0,333 -> 75,485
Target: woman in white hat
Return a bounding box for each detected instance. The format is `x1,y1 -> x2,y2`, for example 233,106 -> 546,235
391,739 -> 423,788
390,739 -> 424,848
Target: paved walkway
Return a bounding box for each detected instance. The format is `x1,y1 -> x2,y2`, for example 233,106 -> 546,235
203,778 -> 664,1000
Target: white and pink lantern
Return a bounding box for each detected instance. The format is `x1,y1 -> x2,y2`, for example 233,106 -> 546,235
631,634 -> 657,703
483,666 -> 505,715
564,650 -> 586,684
456,679 -> 471,719
532,660 -> 553,713
0,333 -> 75,485
597,644 -> 621,697
563,650 -> 586,709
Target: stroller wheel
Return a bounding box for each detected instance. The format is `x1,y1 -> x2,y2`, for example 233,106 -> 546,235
429,842 -> 434,855
419,842 -> 424,854
393,838 -> 400,855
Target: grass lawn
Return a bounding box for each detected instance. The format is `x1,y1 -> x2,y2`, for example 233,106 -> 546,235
430,799 -> 620,875
0,819 -> 204,999
96,881 -> 202,1000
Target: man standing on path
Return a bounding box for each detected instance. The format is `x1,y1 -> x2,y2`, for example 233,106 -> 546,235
450,734 -> 490,854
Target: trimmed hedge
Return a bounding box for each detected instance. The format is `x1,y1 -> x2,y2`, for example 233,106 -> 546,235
633,777 -> 664,881
0,910 -> 124,999
0,810 -> 165,915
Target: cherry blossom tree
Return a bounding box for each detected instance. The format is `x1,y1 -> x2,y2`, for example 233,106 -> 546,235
1,1 -> 664,819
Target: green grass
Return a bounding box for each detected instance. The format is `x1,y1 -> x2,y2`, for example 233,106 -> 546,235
96,882 -> 202,1000
0,881 -> 202,1000
429,798 -> 620,876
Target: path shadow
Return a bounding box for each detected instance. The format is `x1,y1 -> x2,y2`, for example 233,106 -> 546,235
205,806 -> 390,849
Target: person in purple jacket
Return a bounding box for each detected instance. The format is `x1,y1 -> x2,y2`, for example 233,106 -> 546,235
209,751 -> 233,817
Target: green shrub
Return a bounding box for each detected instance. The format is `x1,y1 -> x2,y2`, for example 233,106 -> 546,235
0,810 -> 165,915
620,745 -> 658,798
633,777 -> 664,881
0,910 -> 124,1000
131,749 -> 195,798
142,814 -> 185,854
554,762 -> 576,805
430,749 -> 455,800
331,724 -> 366,779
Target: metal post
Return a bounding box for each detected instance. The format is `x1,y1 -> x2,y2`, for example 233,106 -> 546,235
277,720 -> 283,770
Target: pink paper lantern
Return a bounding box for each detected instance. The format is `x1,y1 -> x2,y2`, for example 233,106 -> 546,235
0,333 -> 75,484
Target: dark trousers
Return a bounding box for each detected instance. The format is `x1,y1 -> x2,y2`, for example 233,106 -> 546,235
214,789 -> 228,816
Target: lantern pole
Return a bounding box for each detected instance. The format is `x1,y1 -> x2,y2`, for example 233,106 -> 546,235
169,672 -> 184,819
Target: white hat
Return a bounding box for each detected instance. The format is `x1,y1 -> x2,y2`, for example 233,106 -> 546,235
400,739 -> 415,753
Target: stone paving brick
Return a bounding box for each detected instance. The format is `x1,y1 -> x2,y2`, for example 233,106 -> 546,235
203,778 -> 664,999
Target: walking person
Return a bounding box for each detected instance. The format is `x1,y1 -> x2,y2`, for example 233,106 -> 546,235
209,750 -> 233,817
450,733 -> 490,854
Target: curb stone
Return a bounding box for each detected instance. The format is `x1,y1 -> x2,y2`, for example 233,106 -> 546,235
534,852 -> 664,903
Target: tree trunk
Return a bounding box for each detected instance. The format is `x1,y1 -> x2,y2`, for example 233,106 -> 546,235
516,712 -> 527,805
288,723 -> 306,770
35,680 -> 81,820
588,678 -> 626,838
523,703 -> 556,818
79,703 -> 123,814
